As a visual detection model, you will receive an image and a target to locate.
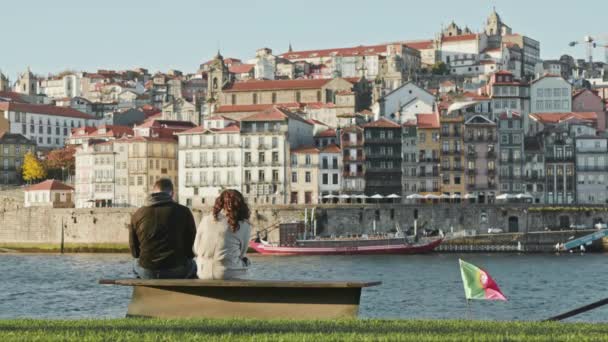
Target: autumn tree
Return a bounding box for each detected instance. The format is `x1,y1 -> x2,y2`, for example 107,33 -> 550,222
44,147 -> 76,180
22,151 -> 47,183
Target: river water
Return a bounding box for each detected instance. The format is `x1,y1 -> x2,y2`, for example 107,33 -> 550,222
0,253 -> 606,322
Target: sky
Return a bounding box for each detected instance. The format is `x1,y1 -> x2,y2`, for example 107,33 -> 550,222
2,0 -> 607,79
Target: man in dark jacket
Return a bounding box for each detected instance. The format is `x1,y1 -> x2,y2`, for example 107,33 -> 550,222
129,178 -> 197,279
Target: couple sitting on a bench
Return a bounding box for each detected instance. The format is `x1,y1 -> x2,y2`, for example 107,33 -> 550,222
129,179 -> 251,280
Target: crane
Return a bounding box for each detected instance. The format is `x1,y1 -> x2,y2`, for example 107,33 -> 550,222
568,35 -> 608,78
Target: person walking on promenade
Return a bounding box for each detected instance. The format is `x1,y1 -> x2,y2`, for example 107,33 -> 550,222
129,178 -> 197,279
194,189 -> 252,280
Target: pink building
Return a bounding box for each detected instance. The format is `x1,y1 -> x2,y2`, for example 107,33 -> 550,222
572,89 -> 607,131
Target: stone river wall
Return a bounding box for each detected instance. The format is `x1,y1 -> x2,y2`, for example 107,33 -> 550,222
1,202 -> 608,249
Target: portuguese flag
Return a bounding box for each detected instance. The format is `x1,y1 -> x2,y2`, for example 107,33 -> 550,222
459,259 -> 507,301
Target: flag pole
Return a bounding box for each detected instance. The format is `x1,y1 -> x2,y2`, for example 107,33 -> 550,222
466,299 -> 472,320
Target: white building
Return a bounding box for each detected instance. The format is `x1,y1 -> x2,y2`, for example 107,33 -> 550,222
372,82 -> 436,123
24,179 -> 74,208
40,73 -> 82,99
253,48 -> 276,80
318,144 -> 342,199
529,75 -> 572,114
575,135 -> 608,204
0,102 -> 98,149
240,107 -> 314,205
177,116 -> 242,207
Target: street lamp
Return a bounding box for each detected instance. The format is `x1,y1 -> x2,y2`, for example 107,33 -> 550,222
61,166 -> 65,182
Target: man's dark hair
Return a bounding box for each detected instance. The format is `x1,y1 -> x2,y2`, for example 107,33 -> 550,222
153,178 -> 173,193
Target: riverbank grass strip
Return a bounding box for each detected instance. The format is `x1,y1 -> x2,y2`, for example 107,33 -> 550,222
0,319 -> 607,341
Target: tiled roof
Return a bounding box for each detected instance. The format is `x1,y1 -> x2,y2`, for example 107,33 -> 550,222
179,122 -> 240,135
498,112 -> 522,119
0,91 -> 26,103
136,119 -> 197,129
529,112 -> 597,124
224,79 -> 336,92
241,106 -> 310,124
280,44 -> 396,59
0,132 -> 34,143
416,113 -> 440,129
359,109 -> 374,116
291,145 -> 320,154
530,74 -> 564,85
315,128 -> 337,138
0,102 -> 95,119
70,125 -> 133,138
205,115 -> 234,121
401,40 -> 434,50
441,34 -> 478,43
216,103 -> 303,113
229,64 -> 255,74
361,117 -> 401,128
320,144 -> 341,153
25,179 -> 74,192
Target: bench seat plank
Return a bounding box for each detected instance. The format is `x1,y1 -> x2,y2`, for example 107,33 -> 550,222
100,279 -> 381,288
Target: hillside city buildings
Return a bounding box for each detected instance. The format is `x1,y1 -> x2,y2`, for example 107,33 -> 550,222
2,9 -> 608,206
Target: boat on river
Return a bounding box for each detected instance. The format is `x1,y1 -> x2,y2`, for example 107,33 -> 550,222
249,236 -> 443,256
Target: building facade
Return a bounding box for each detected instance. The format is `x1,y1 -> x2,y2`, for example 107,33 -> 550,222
289,146 -> 320,204
497,112 -> 525,194
318,144 -> 342,200
439,113 -> 465,196
575,135 -> 608,204
340,125 -> 365,196
362,118 -> 402,196
464,115 -> 497,203
416,113 -> 441,194
0,132 -> 35,184
24,179 -> 74,208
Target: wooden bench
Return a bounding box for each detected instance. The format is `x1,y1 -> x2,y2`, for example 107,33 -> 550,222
99,279 -> 381,319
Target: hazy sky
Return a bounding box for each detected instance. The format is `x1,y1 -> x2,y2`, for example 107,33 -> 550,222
2,0 -> 607,79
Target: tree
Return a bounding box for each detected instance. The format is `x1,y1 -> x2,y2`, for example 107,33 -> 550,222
44,147 -> 76,180
22,151 -> 47,183
431,62 -> 448,75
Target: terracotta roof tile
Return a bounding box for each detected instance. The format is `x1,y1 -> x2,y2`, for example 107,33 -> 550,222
216,103 -> 303,113
241,106 -> 310,124
320,144 -> 341,153
530,112 -> 597,124
224,79 -> 336,92
441,34 -> 478,43
361,117 -> 401,128
315,128 -> 336,138
229,64 -> 255,74
0,102 -> 94,119
25,179 -> 74,192
417,113 -> 440,129
291,145 -> 320,154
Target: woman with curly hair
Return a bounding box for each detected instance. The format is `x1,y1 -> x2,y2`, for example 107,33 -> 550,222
193,189 -> 252,279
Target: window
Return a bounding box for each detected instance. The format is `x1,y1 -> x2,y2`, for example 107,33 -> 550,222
292,172 -> 298,183
332,173 -> 338,185
537,88 -> 543,97
296,91 -> 301,102
252,93 -> 258,105
271,92 -> 277,104
231,94 -> 236,105
501,134 -> 508,144
322,174 -> 329,185
305,154 -> 311,166
272,169 -> 279,182
305,172 -> 311,183
258,170 -> 265,182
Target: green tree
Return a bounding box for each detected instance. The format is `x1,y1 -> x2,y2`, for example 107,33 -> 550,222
431,62 -> 448,75
22,151 -> 47,183
44,147 -> 75,180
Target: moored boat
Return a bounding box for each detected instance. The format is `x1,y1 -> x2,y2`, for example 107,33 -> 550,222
249,237 -> 443,256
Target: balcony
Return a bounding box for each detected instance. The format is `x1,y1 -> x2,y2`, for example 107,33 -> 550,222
466,169 -> 476,175
467,150 -> 477,158
419,156 -> 440,163
341,141 -> 363,147
486,151 -> 497,158
419,171 -> 440,177
441,149 -> 462,155
343,155 -> 364,162
343,172 -> 364,178
365,137 -> 401,144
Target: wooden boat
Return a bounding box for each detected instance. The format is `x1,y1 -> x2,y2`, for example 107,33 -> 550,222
249,236 -> 443,256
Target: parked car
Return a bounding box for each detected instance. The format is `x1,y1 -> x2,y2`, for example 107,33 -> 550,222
488,227 -> 504,234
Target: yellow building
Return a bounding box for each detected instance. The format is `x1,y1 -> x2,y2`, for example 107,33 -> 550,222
439,113 -> 466,196
0,132 -> 35,184
415,113 -> 441,194
289,146 -> 320,204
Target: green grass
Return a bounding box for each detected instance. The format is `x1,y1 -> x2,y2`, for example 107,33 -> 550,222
0,318 -> 607,341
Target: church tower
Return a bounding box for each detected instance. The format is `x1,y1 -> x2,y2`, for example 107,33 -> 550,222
206,51 -> 230,112
15,67 -> 37,95
485,8 -> 511,36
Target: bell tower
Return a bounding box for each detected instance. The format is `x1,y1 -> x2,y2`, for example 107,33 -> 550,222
206,51 -> 229,110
